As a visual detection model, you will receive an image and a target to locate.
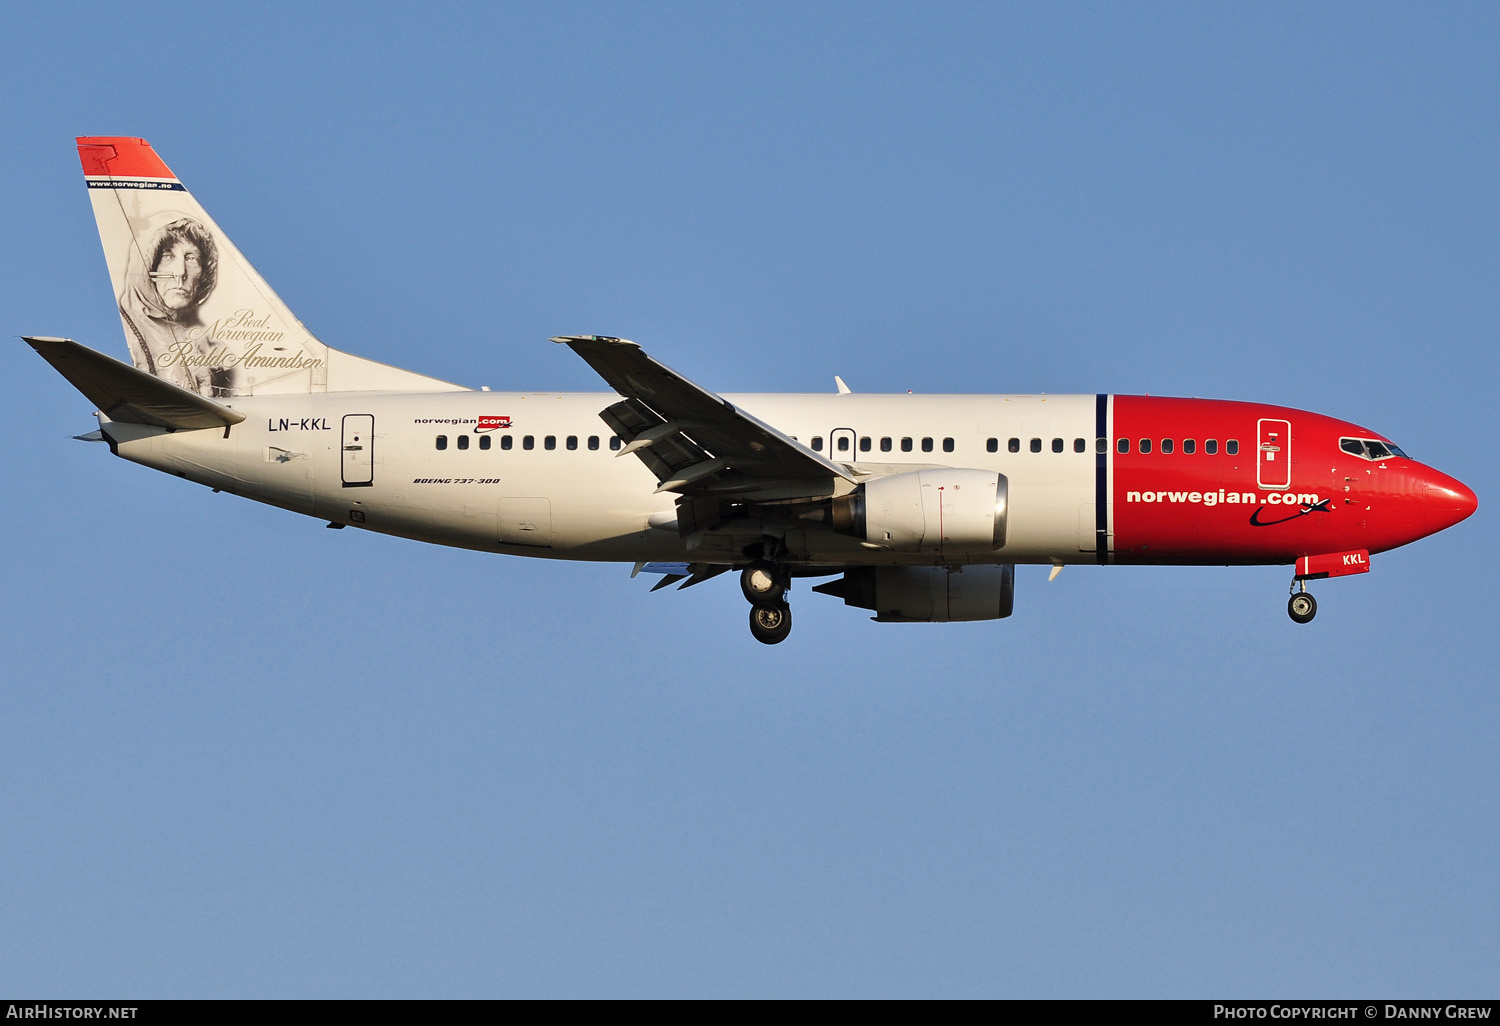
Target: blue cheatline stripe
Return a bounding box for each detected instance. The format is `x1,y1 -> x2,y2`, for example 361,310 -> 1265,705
85,179 -> 185,191
1095,393 -> 1109,565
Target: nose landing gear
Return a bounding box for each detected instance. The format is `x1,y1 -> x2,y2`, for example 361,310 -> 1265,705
741,558 -> 792,644
1286,549 -> 1371,623
1287,588 -> 1317,624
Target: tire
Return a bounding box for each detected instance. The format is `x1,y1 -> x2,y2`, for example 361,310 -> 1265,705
1288,592 -> 1317,624
741,560 -> 785,605
749,603 -> 793,645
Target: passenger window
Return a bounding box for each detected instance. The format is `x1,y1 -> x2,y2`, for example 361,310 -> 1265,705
942,438 -> 954,453
566,435 -> 578,450
921,437 -> 934,452
1117,438 -> 1129,454
501,435 -> 513,450
588,435 -> 600,450
544,436 -> 556,451
901,437 -> 913,452
523,435 -> 535,450
1226,440 -> 1239,455
1183,439 -> 1195,454
859,437 -> 871,452
811,437 -> 823,451
457,435 -> 470,450
479,435 -> 491,450
1205,439 -> 1217,454
1051,438 -> 1063,453
1140,439 -> 1152,454
1074,438 -> 1086,453
609,436 -> 621,451
1096,438 -> 1107,454
880,437 -> 892,452
436,435 -> 448,450
1009,438 -> 1020,453
1030,438 -> 1042,453
987,438 -> 998,453
1160,439 -> 1173,454
836,435 -> 850,452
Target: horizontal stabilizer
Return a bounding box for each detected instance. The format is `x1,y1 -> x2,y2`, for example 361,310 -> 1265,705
636,561 -> 729,592
24,336 -> 245,430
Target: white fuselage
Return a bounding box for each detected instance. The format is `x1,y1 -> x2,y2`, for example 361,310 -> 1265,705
106,391 -> 1102,567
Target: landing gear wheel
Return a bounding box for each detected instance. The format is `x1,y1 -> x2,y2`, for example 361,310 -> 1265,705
749,603 -> 793,645
741,560 -> 786,606
1288,592 -> 1317,624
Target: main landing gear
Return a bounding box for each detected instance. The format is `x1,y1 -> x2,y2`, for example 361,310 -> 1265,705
742,558 -> 792,645
1287,581 -> 1318,624
749,603 -> 792,645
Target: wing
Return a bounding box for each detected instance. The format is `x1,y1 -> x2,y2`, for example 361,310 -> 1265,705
554,335 -> 855,498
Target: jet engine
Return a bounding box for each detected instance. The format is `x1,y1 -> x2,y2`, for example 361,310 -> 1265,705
831,469 -> 1007,554
813,564 -> 1016,622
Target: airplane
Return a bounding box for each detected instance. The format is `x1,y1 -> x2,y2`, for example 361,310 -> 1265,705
27,136 -> 1478,644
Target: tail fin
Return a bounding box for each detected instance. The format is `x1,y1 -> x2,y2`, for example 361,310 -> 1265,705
78,137 -> 460,397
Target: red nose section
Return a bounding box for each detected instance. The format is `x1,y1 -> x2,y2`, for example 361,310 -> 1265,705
1425,470 -> 1478,534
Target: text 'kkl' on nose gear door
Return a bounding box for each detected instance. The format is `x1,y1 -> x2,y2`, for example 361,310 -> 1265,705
1257,418 -> 1291,490
342,414 -> 374,487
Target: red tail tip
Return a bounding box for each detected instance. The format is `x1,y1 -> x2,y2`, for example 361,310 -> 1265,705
76,137 -> 176,180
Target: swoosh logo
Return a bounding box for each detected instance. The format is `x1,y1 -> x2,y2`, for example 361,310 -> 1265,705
1249,498 -> 1333,527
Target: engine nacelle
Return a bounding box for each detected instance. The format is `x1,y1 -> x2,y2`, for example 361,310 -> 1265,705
814,565 -> 1016,622
833,469 -> 1007,554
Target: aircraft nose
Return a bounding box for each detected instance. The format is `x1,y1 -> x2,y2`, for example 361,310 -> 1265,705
1423,469 -> 1478,534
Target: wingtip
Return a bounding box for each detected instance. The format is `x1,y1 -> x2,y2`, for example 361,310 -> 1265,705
550,335 -> 638,347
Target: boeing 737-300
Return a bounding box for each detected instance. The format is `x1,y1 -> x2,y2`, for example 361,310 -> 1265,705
26,137 -> 1478,644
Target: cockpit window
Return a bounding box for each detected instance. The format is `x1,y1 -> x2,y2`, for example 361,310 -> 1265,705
1341,437 -> 1409,461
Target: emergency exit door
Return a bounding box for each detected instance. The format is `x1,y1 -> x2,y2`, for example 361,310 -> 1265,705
342,414 -> 374,487
828,427 -> 857,462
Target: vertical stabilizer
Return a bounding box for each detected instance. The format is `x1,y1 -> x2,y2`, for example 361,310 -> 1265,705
78,137 -> 460,397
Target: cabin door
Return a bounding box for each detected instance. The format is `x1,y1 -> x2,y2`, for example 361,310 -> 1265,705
342,414 -> 374,487
1257,418 -> 1291,490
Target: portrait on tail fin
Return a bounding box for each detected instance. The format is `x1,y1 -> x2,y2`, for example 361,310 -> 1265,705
117,214 -> 236,397
80,136 -> 459,396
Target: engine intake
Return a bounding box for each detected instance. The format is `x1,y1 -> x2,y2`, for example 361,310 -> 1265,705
832,469 -> 1007,554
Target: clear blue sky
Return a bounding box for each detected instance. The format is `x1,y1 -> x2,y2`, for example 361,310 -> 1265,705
2,1 -> 1496,998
